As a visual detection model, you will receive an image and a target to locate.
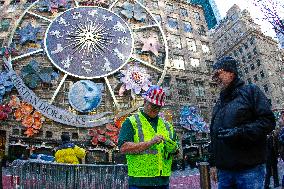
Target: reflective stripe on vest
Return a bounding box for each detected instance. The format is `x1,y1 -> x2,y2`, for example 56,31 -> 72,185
134,114 -> 158,154
164,122 -> 173,140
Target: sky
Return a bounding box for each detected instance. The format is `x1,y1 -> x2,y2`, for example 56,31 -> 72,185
213,0 -> 284,39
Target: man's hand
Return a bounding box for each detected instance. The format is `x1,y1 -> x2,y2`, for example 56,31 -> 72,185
210,167 -> 217,183
217,128 -> 243,139
150,135 -> 164,145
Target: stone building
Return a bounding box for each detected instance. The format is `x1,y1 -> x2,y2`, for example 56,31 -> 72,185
0,0 -> 218,162
210,4 -> 284,110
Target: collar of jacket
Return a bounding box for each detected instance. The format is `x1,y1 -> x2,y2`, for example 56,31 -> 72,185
57,142 -> 75,150
220,77 -> 245,103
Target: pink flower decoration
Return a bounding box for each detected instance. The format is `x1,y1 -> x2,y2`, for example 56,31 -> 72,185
120,64 -> 151,95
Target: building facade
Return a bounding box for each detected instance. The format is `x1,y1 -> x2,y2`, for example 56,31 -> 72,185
0,0 -> 218,162
210,4 -> 284,110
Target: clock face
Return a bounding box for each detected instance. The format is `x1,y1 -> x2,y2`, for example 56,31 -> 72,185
45,7 -> 133,79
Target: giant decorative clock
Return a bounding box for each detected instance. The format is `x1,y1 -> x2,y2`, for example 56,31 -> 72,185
4,0 -> 169,128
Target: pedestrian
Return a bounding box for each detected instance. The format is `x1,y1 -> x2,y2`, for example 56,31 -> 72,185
278,111 -> 284,189
55,133 -> 86,164
209,56 -> 275,189
118,85 -> 178,189
264,130 -> 280,189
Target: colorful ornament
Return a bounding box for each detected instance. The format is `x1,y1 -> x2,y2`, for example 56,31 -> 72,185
119,63 -> 151,96
0,71 -> 14,103
21,59 -> 59,89
88,122 -> 121,147
180,106 -> 209,133
17,23 -> 40,45
0,104 -> 12,120
68,80 -> 103,112
120,2 -> 146,22
10,97 -> 45,137
141,36 -> 160,56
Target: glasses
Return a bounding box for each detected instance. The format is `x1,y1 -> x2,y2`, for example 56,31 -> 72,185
212,69 -> 223,80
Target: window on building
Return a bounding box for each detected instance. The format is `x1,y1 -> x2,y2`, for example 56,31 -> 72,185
168,34 -> 182,49
201,42 -> 210,53
250,37 -> 255,45
151,1 -> 158,9
152,13 -> 162,24
183,21 -> 192,33
190,58 -> 200,67
194,80 -> 205,97
186,38 -> 196,51
166,4 -> 174,14
242,56 -> 246,63
256,59 -> 261,66
250,63 -> 255,70
198,25 -> 206,36
233,50 -> 238,57
12,129 -> 19,135
72,133 -> 79,139
171,55 -> 185,70
162,77 -> 171,87
194,12 -> 200,21
0,39 -> 3,47
180,8 -> 188,17
247,78 -> 252,83
247,53 -> 252,60
0,18 -> 12,32
176,78 -> 188,96
36,130 -> 43,137
205,60 -> 213,73
253,47 -> 258,55
244,67 -> 249,74
260,70 -> 265,78
239,47 -> 243,54
244,42 -> 248,49
263,84 -> 269,92
46,131 -> 53,138
253,74 -> 258,81
167,17 -> 178,30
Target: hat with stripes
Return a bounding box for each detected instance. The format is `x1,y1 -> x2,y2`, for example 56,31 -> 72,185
142,85 -> 165,106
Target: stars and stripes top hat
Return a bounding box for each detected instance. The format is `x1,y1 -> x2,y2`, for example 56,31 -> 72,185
142,85 -> 165,106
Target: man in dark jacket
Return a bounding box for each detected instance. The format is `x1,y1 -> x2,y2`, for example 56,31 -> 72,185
209,56 -> 275,189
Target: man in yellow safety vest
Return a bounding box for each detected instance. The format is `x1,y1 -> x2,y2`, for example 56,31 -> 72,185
118,85 -> 178,189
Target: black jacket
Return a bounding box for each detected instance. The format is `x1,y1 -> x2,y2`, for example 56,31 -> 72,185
210,78 -> 275,170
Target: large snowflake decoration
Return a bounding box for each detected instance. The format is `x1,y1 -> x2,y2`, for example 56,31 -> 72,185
119,63 -> 151,96
120,2 -> 147,22
17,23 -> 40,45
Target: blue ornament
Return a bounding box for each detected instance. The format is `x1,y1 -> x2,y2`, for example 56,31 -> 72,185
68,80 -> 103,112
17,23 -> 40,45
0,71 -> 14,103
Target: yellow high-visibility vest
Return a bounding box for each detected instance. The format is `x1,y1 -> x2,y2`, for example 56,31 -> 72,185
126,111 -> 176,177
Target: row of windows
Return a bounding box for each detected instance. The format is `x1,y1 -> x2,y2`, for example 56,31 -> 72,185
150,1 -> 202,22
168,35 -> 210,53
152,14 -> 206,36
12,129 -> 79,139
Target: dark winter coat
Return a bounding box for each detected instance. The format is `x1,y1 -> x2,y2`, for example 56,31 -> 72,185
210,78 -> 275,170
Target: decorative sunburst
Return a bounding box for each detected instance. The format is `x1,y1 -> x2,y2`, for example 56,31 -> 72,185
66,19 -> 113,56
